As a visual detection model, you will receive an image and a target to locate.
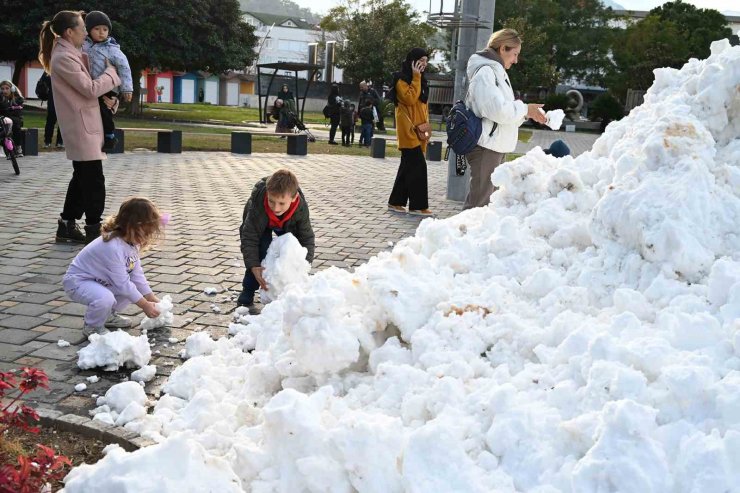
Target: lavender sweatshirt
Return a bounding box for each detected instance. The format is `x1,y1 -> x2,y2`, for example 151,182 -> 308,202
63,236 -> 151,303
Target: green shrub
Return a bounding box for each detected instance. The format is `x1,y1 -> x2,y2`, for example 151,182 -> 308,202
543,93 -> 570,111
589,93 -> 624,122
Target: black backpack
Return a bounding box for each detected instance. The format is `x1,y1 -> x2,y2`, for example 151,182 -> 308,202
35,74 -> 50,101
322,105 -> 331,118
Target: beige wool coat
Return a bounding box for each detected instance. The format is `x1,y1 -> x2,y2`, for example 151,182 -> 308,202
50,37 -> 120,162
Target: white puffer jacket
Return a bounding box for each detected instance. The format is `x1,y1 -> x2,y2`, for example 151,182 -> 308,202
465,52 -> 527,153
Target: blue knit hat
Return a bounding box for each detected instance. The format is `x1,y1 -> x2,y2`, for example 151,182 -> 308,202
544,140 -> 571,158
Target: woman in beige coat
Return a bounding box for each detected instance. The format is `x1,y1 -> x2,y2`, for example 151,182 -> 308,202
39,10 -> 120,244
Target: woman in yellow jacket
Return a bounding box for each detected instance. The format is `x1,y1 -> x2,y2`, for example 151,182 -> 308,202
388,48 -> 433,216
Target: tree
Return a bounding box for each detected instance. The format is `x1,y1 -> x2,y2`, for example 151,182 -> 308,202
493,0 -> 617,92
608,1 -> 733,95
0,0 -> 257,113
320,0 -> 436,86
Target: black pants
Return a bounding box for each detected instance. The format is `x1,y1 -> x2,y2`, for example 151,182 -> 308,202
61,160 -> 105,225
350,124 -> 355,143
6,116 -> 22,146
329,117 -> 339,143
388,146 -> 428,210
44,94 -> 63,146
99,91 -> 116,136
341,126 -> 351,145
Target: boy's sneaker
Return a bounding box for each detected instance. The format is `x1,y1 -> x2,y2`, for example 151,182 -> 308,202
83,325 -> 109,337
105,312 -> 132,329
408,208 -> 434,216
43,143 -> 52,148
55,218 -> 86,244
236,302 -> 261,316
56,143 -> 65,149
102,136 -> 118,152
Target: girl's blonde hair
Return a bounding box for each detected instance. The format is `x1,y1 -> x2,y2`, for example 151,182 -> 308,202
102,197 -> 163,251
487,28 -> 522,53
0,80 -> 23,100
38,10 -> 84,73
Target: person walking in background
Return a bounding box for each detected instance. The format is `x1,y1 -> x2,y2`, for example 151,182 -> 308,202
463,28 -> 546,210
358,80 -> 382,132
39,10 -> 120,244
326,84 -> 342,145
340,100 -> 353,146
38,72 -> 64,148
387,48 -> 433,216
0,80 -> 25,157
358,99 -> 374,147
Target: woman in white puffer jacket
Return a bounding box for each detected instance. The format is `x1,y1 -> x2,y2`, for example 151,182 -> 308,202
463,29 -> 546,209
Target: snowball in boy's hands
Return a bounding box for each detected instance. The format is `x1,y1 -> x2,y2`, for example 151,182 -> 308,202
545,109 -> 565,130
140,295 -> 174,331
143,302 -> 160,319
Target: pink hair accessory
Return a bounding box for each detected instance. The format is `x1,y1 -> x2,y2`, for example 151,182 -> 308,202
160,213 -> 171,226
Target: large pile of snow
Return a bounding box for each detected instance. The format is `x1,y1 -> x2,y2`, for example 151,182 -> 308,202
77,332 -> 151,371
62,41 -> 740,492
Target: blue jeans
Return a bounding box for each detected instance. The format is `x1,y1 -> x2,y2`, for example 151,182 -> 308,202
237,229 -> 284,305
360,123 -> 373,145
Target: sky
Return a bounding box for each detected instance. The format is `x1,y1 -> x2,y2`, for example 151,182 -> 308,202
293,0 -> 739,16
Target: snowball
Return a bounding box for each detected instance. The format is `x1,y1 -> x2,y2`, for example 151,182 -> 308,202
140,295 -> 175,331
203,287 -> 218,295
545,109 -> 565,130
74,383 -> 87,392
131,365 -> 157,383
57,339 -> 71,347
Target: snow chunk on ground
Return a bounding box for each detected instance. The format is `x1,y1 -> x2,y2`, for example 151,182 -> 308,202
184,332 -> 217,359
74,383 -> 86,392
140,295 -> 174,331
203,287 -> 218,295
131,365 -> 157,383
57,339 -> 70,347
77,331 -> 151,371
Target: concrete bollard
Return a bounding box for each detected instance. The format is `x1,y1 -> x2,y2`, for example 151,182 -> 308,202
231,132 -> 252,154
426,141 -> 442,161
157,131 -> 182,153
21,128 -> 38,156
110,129 -> 124,154
287,134 -> 307,156
370,137 -> 385,159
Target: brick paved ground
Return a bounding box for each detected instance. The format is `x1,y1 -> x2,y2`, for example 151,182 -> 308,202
0,130 -> 598,417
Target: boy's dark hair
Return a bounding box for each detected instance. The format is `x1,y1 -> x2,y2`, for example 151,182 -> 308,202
267,169 -> 299,197
365,99 -> 373,107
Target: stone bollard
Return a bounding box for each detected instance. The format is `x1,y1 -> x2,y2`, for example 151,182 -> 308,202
426,141 -> 442,161
157,131 -> 182,153
110,129 -> 125,154
21,128 -> 38,156
287,134 -> 307,156
231,132 -> 252,154
370,137 -> 385,159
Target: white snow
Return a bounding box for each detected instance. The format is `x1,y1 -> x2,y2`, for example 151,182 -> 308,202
259,233 -> 311,304
86,375 -> 99,383
131,365 -> 157,383
60,41 -> 740,492
77,331 -> 151,371
88,381 -> 149,428
545,108 -> 565,130
74,383 -> 86,392
57,339 -> 71,347
204,287 -> 218,295
183,332 -> 217,359
140,295 -> 175,331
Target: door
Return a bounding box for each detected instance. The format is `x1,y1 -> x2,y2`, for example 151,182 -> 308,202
181,79 -> 195,103
226,82 -> 239,106
156,77 -> 172,103
205,80 -> 218,105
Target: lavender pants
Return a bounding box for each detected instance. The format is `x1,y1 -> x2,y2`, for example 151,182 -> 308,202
64,279 -> 130,328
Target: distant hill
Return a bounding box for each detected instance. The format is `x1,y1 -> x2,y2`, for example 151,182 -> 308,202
238,0 -> 318,23
601,0 -> 625,9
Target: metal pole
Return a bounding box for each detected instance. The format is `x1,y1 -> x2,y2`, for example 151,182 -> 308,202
446,0 -> 481,201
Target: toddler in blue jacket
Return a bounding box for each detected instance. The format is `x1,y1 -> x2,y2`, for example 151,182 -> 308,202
82,11 -> 133,152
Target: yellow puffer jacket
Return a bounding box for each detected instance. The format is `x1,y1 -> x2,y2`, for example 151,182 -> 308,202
394,72 -> 429,152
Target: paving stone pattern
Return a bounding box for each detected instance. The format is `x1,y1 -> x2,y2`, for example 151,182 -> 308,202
0,151 -> 463,416
0,131 -> 597,418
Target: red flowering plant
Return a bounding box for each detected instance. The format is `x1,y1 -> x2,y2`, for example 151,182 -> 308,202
0,368 -> 72,493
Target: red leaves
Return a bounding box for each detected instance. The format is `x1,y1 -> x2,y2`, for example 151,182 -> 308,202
0,368 -> 71,492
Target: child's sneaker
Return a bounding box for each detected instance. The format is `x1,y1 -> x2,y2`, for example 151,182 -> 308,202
102,136 -> 117,152
104,312 -> 132,329
236,302 -> 261,316
83,325 -> 109,337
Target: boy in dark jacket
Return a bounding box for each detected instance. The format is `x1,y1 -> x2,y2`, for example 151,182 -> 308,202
340,100 -> 354,146
238,169 -> 315,312
358,100 -> 375,147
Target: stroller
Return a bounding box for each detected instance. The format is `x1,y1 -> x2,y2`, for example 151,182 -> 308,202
283,110 -> 316,143
1,116 -> 20,175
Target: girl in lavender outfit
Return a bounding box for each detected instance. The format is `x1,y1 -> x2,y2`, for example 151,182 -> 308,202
63,197 -> 168,336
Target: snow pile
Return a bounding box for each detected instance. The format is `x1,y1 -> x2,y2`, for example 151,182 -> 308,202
259,233 -> 311,304
131,365 -> 157,383
61,41 -> 740,492
140,294 -> 174,331
183,332 -> 217,359
89,381 -> 148,426
77,332 -> 151,371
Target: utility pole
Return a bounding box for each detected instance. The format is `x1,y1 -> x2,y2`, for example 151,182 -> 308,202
444,0 -> 494,201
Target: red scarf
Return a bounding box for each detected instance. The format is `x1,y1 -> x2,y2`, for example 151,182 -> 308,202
265,194 -> 301,230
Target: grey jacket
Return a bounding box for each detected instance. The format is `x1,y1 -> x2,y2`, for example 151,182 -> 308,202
240,177 -> 315,269
82,36 -> 133,93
